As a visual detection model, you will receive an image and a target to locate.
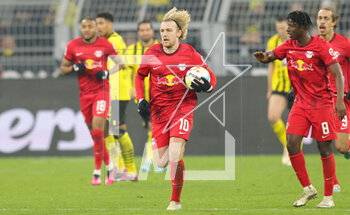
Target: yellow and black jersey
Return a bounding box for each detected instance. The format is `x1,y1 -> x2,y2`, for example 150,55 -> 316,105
107,32 -> 132,101
124,40 -> 158,102
267,34 -> 291,94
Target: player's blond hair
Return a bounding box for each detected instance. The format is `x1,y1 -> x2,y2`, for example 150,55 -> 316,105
163,7 -> 191,40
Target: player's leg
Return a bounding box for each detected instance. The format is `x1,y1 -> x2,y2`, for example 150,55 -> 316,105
166,115 -> 193,211
311,107 -> 337,208
167,137 -> 186,211
316,140 -> 335,208
114,101 -> 137,180
286,107 -> 316,207
142,121 -> 153,172
267,93 -> 290,166
91,95 -> 113,184
331,98 -> 349,191
333,132 -> 348,192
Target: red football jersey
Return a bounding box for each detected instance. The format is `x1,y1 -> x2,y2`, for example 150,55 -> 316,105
315,33 -> 350,94
137,43 -> 217,121
273,36 -> 338,109
64,36 -> 117,94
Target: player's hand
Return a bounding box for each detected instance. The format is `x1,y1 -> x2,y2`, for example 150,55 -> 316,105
138,99 -> 150,121
72,63 -> 85,73
130,89 -> 136,99
254,51 -> 268,63
191,77 -> 213,93
96,70 -> 109,81
335,98 -> 346,121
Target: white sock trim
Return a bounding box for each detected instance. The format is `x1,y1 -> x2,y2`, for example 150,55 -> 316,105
93,169 -> 101,175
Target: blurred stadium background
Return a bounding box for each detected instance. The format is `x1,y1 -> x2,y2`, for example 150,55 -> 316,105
0,0 -> 349,158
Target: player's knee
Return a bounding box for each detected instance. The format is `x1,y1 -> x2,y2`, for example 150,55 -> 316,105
286,138 -> 300,155
156,159 -> 168,168
169,143 -> 182,163
114,129 -> 126,139
335,140 -> 348,154
267,114 -> 279,124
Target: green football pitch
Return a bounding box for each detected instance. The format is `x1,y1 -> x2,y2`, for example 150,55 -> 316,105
1,154 -> 349,215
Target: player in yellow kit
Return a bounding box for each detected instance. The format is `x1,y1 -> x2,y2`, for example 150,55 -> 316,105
266,15 -> 292,166
96,11 -> 137,181
125,20 -> 165,173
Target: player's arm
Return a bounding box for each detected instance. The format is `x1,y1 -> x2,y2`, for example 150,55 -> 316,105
329,63 -> 346,120
60,58 -> 74,75
253,51 -> 277,64
266,40 -> 275,100
266,62 -> 274,100
109,54 -> 125,73
135,52 -> 152,120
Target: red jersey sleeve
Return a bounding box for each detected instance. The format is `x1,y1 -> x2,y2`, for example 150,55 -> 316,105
344,38 -> 350,58
64,41 -> 74,61
272,41 -> 288,60
192,50 -> 217,90
320,42 -> 338,66
104,42 -> 118,56
137,49 -> 153,77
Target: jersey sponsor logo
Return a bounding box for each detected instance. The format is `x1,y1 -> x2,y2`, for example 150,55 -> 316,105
290,59 -> 313,71
157,75 -> 180,86
76,52 -> 83,56
84,59 -> 102,70
305,51 -> 314,59
178,63 -> 186,71
94,50 -> 103,58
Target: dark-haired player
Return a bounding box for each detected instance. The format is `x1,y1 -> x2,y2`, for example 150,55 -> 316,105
61,18 -> 122,185
254,11 -> 346,208
96,11 -> 138,181
316,7 -> 350,162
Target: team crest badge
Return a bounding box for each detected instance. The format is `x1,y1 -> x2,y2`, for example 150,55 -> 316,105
94,50 -> 103,58
178,63 -> 186,71
305,51 -> 314,59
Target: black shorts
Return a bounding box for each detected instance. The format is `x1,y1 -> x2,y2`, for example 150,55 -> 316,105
110,100 -> 129,126
271,91 -> 288,98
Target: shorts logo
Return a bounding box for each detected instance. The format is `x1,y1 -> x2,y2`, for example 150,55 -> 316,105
94,50 -> 103,58
286,122 -> 289,130
322,134 -> 330,139
179,131 -> 187,134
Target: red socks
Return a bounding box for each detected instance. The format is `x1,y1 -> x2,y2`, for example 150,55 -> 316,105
170,159 -> 185,202
321,154 -> 335,196
289,152 -> 311,187
91,129 -> 109,169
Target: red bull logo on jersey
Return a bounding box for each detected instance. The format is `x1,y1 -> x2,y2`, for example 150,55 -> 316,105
84,59 -> 102,70
157,75 -> 180,86
290,59 -> 314,71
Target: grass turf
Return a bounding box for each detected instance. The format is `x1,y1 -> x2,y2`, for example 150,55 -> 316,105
0,154 -> 349,215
